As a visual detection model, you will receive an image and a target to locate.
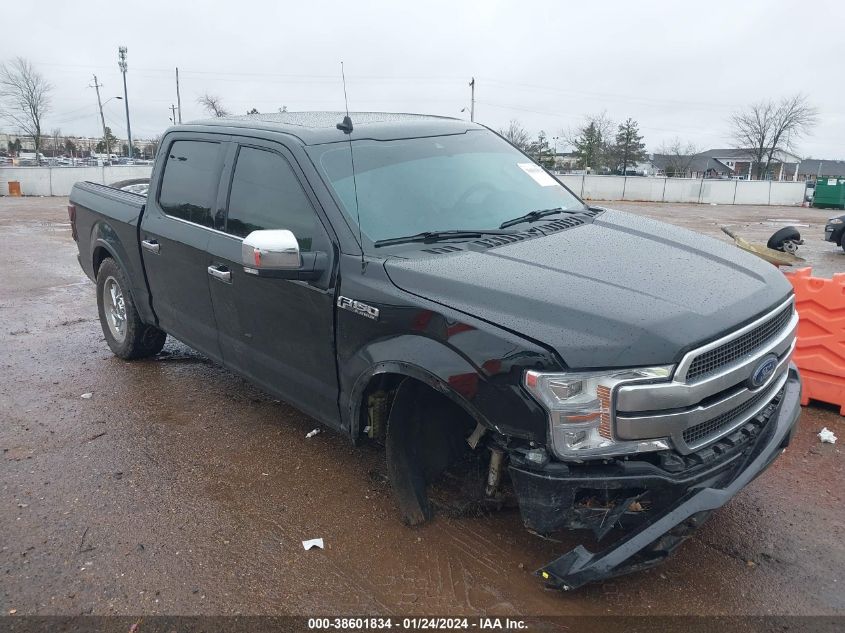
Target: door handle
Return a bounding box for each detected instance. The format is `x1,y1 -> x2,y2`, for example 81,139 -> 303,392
207,265 -> 232,284
141,239 -> 160,254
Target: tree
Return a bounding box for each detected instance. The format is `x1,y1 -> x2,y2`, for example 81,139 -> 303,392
564,112 -> 614,172
498,119 -> 531,152
614,118 -> 647,175
197,93 -> 230,117
96,126 -> 119,154
7,138 -> 21,155
730,94 -> 817,179
50,128 -> 62,156
246,107 -> 259,115
148,134 -> 161,158
0,58 -> 52,156
121,143 -> 141,158
657,138 -> 698,177
64,138 -> 76,156
526,131 -> 555,169
278,105 -> 288,113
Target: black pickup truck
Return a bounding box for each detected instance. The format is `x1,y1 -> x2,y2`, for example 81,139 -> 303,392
69,112 -> 801,590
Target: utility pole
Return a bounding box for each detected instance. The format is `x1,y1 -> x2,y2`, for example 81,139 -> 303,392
118,47 -> 133,158
90,75 -> 111,158
468,77 -> 475,122
170,104 -> 178,124
175,67 -> 183,123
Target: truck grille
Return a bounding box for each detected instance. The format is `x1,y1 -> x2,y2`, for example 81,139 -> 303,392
682,386 -> 773,447
686,304 -> 793,382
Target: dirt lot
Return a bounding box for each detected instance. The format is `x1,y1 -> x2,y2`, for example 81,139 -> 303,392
1,196 -> 843,616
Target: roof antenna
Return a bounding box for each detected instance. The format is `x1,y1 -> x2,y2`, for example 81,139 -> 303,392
337,62 -> 364,271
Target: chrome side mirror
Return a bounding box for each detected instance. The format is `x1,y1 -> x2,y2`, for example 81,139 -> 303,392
242,229 -> 301,271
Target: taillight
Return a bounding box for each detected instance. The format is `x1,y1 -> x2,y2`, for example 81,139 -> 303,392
67,204 -> 78,241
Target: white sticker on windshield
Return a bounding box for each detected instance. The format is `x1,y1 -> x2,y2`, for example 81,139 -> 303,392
517,163 -> 559,187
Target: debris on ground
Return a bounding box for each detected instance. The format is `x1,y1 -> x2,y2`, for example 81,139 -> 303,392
818,427 -> 838,444
302,538 -> 324,550
305,428 -> 320,439
80,392 -> 93,399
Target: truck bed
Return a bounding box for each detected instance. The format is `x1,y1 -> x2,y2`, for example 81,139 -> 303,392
69,180 -> 155,324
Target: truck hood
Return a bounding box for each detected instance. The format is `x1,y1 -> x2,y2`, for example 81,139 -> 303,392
383,209 -> 793,368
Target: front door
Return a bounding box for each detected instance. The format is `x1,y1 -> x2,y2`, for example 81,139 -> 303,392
205,141 -> 340,427
140,136 -> 229,361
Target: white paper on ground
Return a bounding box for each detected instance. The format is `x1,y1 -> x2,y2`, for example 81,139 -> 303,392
517,162 -> 559,187
818,427 -> 837,444
305,428 -> 320,439
302,538 -> 324,550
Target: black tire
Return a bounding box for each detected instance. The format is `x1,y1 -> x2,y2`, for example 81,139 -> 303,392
96,258 -> 166,359
767,226 -> 802,252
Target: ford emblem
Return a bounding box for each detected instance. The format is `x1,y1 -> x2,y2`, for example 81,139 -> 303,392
749,354 -> 778,388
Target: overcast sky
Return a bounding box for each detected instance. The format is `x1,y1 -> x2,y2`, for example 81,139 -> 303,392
3,0 -> 843,157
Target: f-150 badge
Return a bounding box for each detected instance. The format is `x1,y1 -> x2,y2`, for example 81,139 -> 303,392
337,296 -> 379,320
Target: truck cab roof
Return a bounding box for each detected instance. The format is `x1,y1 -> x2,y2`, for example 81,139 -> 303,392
180,111 -> 479,145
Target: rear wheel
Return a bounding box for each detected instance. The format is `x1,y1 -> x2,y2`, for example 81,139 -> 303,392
96,258 -> 166,359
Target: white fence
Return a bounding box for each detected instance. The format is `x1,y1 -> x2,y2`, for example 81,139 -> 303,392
0,167 -> 807,206
557,174 -> 805,206
0,166 -> 153,197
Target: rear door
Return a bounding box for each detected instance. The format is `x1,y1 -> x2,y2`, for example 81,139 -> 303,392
140,135 -> 229,361
204,139 -> 340,426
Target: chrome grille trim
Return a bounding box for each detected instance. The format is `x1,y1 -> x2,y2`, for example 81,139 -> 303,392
674,296 -> 795,383
682,385 -> 778,448
612,297 -> 797,455
615,315 -> 796,412
616,359 -> 790,453
686,303 -> 793,382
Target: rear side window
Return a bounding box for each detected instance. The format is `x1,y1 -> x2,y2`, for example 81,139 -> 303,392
225,146 -> 318,251
158,140 -> 221,228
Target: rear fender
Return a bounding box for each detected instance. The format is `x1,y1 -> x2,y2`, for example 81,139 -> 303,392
89,219 -> 155,325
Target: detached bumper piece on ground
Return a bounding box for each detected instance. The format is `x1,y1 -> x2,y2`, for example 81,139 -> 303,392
508,367 -> 801,590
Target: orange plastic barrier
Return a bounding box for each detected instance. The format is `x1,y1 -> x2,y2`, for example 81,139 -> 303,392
8,181 -> 21,196
784,267 -> 845,414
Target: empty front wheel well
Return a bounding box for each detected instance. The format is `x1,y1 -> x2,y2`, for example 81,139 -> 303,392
359,373 -> 482,526
355,372 -> 479,443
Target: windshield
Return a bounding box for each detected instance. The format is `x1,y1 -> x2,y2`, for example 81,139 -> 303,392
308,130 -> 585,245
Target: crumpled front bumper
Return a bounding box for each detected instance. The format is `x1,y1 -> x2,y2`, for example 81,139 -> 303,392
508,365 -> 802,590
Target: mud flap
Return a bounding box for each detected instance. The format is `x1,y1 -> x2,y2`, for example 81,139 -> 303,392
385,380 -> 432,526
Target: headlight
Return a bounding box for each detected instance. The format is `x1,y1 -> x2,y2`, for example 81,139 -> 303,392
828,218 -> 843,225
525,366 -> 674,460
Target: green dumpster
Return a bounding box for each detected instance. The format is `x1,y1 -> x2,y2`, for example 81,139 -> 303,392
812,177 -> 845,209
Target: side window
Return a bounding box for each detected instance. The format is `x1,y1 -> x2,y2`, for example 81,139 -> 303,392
226,146 -> 319,251
158,140 -> 221,228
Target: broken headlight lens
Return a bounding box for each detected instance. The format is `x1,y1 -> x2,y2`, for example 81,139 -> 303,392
524,366 -> 674,460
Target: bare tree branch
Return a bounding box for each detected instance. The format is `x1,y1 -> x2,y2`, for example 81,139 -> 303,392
498,119 -> 531,152
197,93 -> 230,118
730,94 -> 817,179
563,112 -> 614,172
656,138 -> 699,177
0,57 -> 52,155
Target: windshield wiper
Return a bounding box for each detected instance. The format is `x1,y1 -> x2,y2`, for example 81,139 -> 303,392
498,207 -> 582,229
374,229 -> 516,248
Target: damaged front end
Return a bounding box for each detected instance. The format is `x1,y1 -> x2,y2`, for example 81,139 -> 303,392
508,366 -> 801,590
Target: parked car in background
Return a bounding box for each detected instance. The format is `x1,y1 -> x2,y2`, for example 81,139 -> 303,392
824,214 -> 845,250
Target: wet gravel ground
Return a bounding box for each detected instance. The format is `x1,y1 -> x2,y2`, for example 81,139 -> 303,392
596,199 -> 844,279
1,197 -> 843,616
